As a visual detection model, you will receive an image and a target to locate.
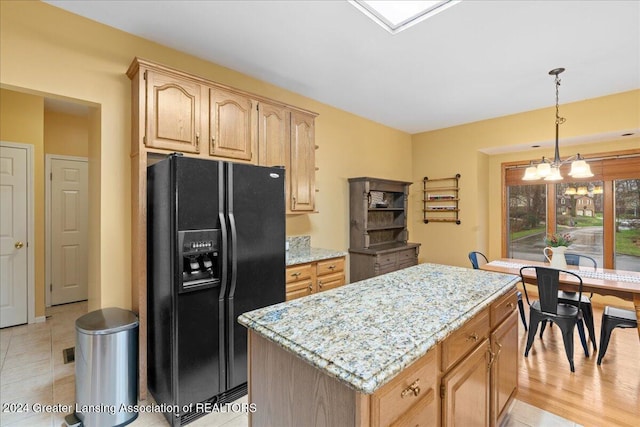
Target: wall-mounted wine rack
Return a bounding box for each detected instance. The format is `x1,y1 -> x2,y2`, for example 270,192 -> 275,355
423,174 -> 461,224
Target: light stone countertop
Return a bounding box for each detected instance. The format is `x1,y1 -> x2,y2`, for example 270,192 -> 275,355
286,247 -> 348,266
238,263 -> 520,394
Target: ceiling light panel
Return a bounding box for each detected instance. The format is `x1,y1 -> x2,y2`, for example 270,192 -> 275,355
350,0 -> 461,34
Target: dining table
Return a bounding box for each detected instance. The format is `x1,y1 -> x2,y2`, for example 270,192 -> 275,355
480,258 -> 640,340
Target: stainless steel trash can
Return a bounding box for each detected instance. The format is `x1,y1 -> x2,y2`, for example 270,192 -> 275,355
75,307 -> 139,427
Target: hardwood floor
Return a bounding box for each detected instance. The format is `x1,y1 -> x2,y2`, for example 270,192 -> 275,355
516,296 -> 640,427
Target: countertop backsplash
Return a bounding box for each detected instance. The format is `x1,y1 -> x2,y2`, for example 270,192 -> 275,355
286,235 -> 311,253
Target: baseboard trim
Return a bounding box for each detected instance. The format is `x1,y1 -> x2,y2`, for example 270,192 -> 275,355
32,316 -> 46,323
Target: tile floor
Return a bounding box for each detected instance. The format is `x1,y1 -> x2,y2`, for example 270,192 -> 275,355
0,302 -> 580,427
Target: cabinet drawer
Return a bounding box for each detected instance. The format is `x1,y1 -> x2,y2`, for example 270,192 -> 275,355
286,279 -> 313,293
389,388 -> 436,427
371,349 -> 437,427
286,263 -> 313,283
317,257 -> 345,276
397,258 -> 418,270
285,284 -> 313,301
491,288 -> 518,328
396,248 -> 417,264
317,272 -> 345,292
441,308 -> 490,371
376,253 -> 397,268
376,263 -> 398,276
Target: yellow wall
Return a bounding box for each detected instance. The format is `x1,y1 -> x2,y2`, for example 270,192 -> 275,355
2,1 -> 638,316
0,89 -> 46,317
0,1 -> 412,313
412,91 -> 640,267
44,110 -> 89,157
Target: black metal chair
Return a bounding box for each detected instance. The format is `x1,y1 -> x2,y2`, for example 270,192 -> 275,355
520,266 -> 589,372
468,251 -> 528,331
597,306 -> 638,365
540,253 -> 598,351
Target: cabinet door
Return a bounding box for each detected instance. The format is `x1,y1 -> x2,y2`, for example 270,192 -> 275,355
316,272 -> 345,293
285,280 -> 314,301
146,71 -> 201,153
209,87 -> 254,161
441,339 -> 490,427
290,111 -> 315,212
491,311 -> 518,426
257,102 -> 289,167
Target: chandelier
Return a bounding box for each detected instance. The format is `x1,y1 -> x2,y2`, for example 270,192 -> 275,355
522,68 -> 594,181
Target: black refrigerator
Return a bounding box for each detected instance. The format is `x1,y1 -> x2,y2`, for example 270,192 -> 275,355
147,154 -> 285,426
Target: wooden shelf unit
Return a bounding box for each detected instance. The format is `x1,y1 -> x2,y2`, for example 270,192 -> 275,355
423,174 -> 461,224
348,177 -> 420,282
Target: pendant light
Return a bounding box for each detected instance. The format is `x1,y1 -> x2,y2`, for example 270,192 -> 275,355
522,68 -> 594,181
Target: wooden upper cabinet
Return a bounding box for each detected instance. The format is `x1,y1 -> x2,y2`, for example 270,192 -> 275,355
257,102 -> 289,168
290,111 -> 316,212
145,70 -> 201,153
209,87 -> 254,161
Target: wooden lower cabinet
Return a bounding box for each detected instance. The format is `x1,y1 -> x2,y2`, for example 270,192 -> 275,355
285,256 -> 346,301
491,311 -> 519,424
370,348 -> 438,427
248,287 -> 518,427
441,339 -> 491,427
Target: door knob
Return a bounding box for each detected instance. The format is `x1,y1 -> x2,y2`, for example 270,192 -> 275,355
15,241 -> 24,249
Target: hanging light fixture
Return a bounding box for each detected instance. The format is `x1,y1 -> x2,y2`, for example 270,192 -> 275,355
522,68 -> 594,181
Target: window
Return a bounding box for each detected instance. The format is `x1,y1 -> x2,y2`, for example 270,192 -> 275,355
615,179 -> 640,270
555,181 -> 604,267
507,184 -> 546,262
503,151 -> 640,271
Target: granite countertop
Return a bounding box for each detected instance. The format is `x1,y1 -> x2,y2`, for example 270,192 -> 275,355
286,247 -> 348,266
238,263 -> 519,395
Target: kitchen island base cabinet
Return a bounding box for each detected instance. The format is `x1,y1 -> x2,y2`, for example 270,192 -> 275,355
248,332 -> 361,427
491,311 -> 519,424
246,287 -> 518,427
441,339 -> 491,427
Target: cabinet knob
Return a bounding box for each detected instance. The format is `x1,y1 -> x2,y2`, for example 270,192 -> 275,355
291,272 -> 301,277
15,241 -> 24,249
308,284 -> 313,292
328,265 -> 336,270
466,333 -> 479,342
318,282 -> 323,289
507,302 -> 515,309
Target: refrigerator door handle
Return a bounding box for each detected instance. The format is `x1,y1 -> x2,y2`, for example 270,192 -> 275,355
227,212 -> 238,297
218,212 -> 228,294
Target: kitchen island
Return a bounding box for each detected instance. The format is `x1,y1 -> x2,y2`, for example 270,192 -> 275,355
238,263 -> 521,426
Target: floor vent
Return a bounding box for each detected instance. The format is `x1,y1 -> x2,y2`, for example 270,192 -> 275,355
63,347 -> 75,364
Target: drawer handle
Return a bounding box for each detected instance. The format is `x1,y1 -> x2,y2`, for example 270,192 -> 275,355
308,284 -> 313,291
318,281 -> 323,289
291,272 -> 301,277
328,265 -> 336,270
400,379 -> 420,398
507,302 -> 515,309
466,333 -> 479,342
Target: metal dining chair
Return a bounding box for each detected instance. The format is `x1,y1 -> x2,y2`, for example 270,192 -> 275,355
540,253 -> 598,351
468,251 -> 528,331
520,266 -> 589,372
597,306 -> 638,365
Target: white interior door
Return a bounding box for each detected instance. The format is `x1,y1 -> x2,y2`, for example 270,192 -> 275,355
0,146 -> 28,328
50,157 -> 88,305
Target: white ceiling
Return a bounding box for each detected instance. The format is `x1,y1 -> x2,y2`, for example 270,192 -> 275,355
45,0 -> 639,134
